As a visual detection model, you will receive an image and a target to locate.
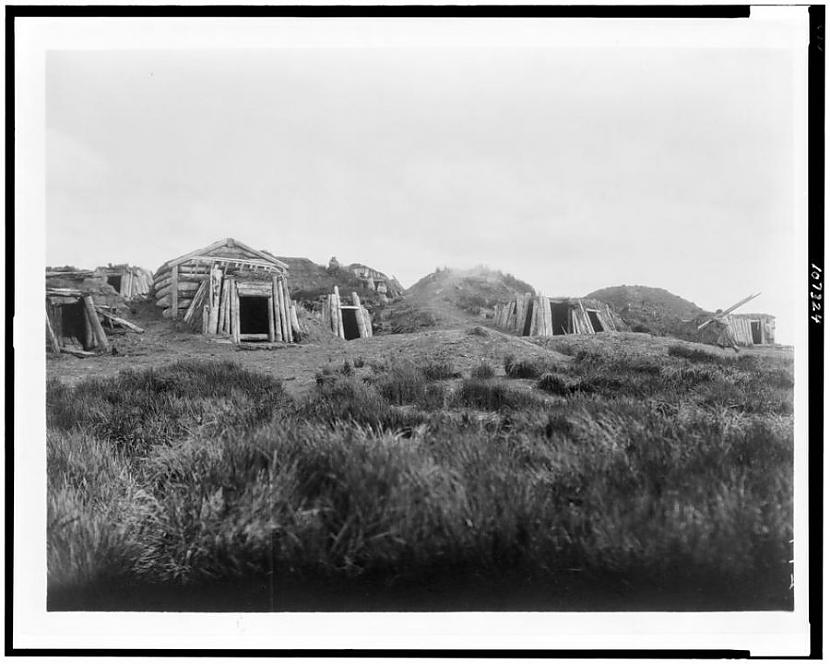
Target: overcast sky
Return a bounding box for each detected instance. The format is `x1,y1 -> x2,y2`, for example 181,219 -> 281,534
45,17 -> 806,343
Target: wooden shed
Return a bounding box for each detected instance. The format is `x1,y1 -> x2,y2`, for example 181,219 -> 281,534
153,238 -> 300,343
95,264 -> 154,300
45,269 -> 143,355
321,287 -> 373,340
494,294 -> 624,337
725,313 -> 776,346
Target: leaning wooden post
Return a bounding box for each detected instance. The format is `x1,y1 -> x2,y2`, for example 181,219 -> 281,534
82,295 -> 109,352
276,277 -> 289,342
282,279 -> 294,343
289,301 -> 301,337
333,286 -> 345,339
271,274 -> 283,341
45,310 -> 60,353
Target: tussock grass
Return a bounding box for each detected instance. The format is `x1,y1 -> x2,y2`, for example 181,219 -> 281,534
471,362 -> 496,379
420,361 -> 459,381
47,350 -> 794,611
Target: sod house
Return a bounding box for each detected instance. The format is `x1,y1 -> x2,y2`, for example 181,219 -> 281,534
494,294 -> 625,336
46,268 -> 143,355
153,238 -> 301,343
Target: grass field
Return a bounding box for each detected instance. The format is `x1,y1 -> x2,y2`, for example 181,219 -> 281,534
46,338 -> 794,611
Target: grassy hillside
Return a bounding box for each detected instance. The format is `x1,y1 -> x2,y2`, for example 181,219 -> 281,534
47,336 -> 792,611
277,256 -> 398,310
385,266 -> 536,333
586,285 -> 707,338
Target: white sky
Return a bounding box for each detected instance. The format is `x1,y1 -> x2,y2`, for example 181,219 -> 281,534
44,15 -> 808,343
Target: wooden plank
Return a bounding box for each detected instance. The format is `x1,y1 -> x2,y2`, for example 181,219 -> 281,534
45,310 -> 61,353
236,282 -> 273,296
60,347 -> 96,358
94,307 -> 144,333
170,266 -> 179,319
528,298 -> 539,336
82,295 -> 109,352
541,296 -> 552,337
239,333 -> 270,341
202,305 -> 210,335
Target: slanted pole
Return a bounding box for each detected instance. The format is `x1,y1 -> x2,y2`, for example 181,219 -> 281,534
82,295 -> 109,352
333,286 -> 345,339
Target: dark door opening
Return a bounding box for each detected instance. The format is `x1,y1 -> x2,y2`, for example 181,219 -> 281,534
341,308 -> 361,340
60,300 -> 90,348
586,310 -> 604,333
522,302 -> 534,336
106,275 -> 122,292
750,320 -> 762,344
239,296 -> 270,336
550,302 -> 570,335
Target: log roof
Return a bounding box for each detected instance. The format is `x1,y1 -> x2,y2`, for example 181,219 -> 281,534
157,238 -> 289,273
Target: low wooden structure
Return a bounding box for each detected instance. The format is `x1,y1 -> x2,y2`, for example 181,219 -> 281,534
494,294 -> 623,337
45,269 -> 143,355
321,287 -> 373,340
95,264 -> 154,300
725,313 -> 776,346
153,238 -> 301,343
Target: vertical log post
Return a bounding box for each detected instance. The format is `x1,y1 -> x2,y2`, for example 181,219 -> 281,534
82,295 -> 109,352
267,295 -> 276,342
230,279 -> 240,343
271,274 -> 284,341
208,266 -> 221,334
218,277 -> 228,334
351,292 -> 367,338
276,277 -> 289,342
